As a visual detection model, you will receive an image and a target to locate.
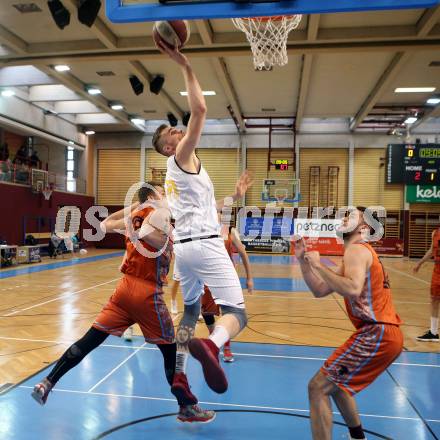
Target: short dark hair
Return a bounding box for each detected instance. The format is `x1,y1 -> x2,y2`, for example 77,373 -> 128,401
138,181 -> 163,203
152,124 -> 168,155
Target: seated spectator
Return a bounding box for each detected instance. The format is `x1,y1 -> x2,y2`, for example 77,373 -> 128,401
0,143 -> 10,161
0,158 -> 12,182
13,144 -> 28,165
16,163 -> 30,184
29,150 -> 41,169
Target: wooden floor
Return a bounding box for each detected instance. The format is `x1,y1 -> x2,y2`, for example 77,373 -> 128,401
0,249 -> 438,387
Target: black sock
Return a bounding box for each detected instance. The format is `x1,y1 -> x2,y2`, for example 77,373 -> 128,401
157,343 -> 177,387
47,327 -> 108,385
349,425 -> 365,439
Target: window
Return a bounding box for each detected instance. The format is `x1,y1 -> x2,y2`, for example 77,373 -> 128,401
66,145 -> 76,192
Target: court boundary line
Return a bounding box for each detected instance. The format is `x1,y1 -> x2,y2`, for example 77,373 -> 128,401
1,336 -> 438,368
16,385 -> 440,424
384,266 -> 430,285
87,342 -> 147,393
3,278 -> 120,316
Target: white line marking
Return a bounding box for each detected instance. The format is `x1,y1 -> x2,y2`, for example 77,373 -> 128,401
87,342 -> 147,393
18,385 -> 437,423
3,278 -> 120,316
384,266 -> 430,285
2,335 -> 438,368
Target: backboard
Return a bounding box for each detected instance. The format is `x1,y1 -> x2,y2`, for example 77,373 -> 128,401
106,0 -> 438,23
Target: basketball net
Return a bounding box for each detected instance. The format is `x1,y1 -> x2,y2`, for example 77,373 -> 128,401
42,185 -> 53,201
232,15 -> 302,70
275,189 -> 288,208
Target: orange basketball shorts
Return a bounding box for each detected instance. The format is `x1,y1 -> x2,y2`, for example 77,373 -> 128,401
321,323 -> 403,395
431,270 -> 440,299
201,286 -> 220,316
93,274 -> 175,344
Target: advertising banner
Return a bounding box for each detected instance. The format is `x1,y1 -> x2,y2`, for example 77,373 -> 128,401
406,185 -> 440,203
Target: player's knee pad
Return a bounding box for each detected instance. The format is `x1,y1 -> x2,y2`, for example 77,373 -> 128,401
220,305 -> 248,330
66,344 -> 82,359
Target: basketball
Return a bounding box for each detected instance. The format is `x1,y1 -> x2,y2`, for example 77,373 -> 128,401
153,20 -> 190,50
79,249 -> 88,255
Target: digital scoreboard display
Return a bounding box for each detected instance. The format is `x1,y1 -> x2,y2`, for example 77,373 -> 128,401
275,159 -> 289,170
386,144 -> 440,185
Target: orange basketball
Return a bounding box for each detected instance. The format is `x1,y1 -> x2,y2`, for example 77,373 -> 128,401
153,20 -> 190,50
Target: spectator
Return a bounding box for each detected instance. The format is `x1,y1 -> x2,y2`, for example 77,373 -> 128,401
29,150 -> 41,169
13,144 -> 28,165
0,143 -> 10,161
16,163 -> 29,184
0,158 -> 12,182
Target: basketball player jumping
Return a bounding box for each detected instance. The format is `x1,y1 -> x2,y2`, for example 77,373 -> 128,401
294,207 -> 403,440
31,182 -> 215,423
413,226 -> 440,342
152,42 -> 252,395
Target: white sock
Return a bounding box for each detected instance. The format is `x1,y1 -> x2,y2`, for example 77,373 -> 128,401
430,317 -> 439,335
209,325 -> 230,349
176,351 -> 188,374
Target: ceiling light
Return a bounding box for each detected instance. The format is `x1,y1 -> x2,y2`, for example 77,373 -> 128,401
47,0 -> 70,30
1,90 -> 15,97
87,86 -> 101,95
129,75 -> 144,96
150,75 -> 165,95
85,130 -> 95,135
68,140 -> 75,144
78,0 -> 101,27
54,64 -> 70,72
427,97 -> 440,105
394,87 -> 436,93
179,91 -> 216,96
110,103 -> 124,110
130,116 -> 144,124
404,116 -> 418,124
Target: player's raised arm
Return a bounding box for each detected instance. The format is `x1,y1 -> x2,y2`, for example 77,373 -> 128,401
216,170 -> 254,211
157,42 -> 206,164
305,243 -> 371,299
100,202 -> 139,234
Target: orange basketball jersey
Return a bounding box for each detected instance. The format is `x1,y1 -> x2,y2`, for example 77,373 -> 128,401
433,228 -> 440,276
344,242 -> 402,329
120,207 -> 172,289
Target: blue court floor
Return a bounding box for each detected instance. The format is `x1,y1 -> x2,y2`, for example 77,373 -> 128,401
1,338 -> 439,440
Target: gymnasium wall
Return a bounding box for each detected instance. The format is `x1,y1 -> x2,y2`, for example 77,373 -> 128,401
0,182 -> 94,245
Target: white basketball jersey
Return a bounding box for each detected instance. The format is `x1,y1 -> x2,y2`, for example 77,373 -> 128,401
165,155 -> 220,241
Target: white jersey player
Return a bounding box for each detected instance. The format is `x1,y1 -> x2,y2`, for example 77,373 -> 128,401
152,41 -> 252,396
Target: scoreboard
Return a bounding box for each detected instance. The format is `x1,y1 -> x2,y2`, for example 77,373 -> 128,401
386,144 -> 440,185
274,159 -> 289,170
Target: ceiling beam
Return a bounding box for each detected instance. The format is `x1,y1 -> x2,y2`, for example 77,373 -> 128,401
295,14 -> 320,131
0,24 -> 27,54
37,65 -> 137,130
3,37 -> 440,67
350,5 -> 440,130
195,20 -> 245,132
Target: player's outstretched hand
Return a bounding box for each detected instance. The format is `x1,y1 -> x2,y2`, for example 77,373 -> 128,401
156,40 -> 189,67
234,170 -> 254,199
413,264 -> 421,274
304,251 -> 321,269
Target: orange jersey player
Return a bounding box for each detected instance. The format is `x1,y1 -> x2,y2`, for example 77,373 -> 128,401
295,207 -> 403,440
31,182 -> 215,423
413,226 -> 440,342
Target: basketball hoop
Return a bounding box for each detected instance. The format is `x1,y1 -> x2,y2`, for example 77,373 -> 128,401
275,189 -> 288,208
232,15 -> 302,70
42,184 -> 53,201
